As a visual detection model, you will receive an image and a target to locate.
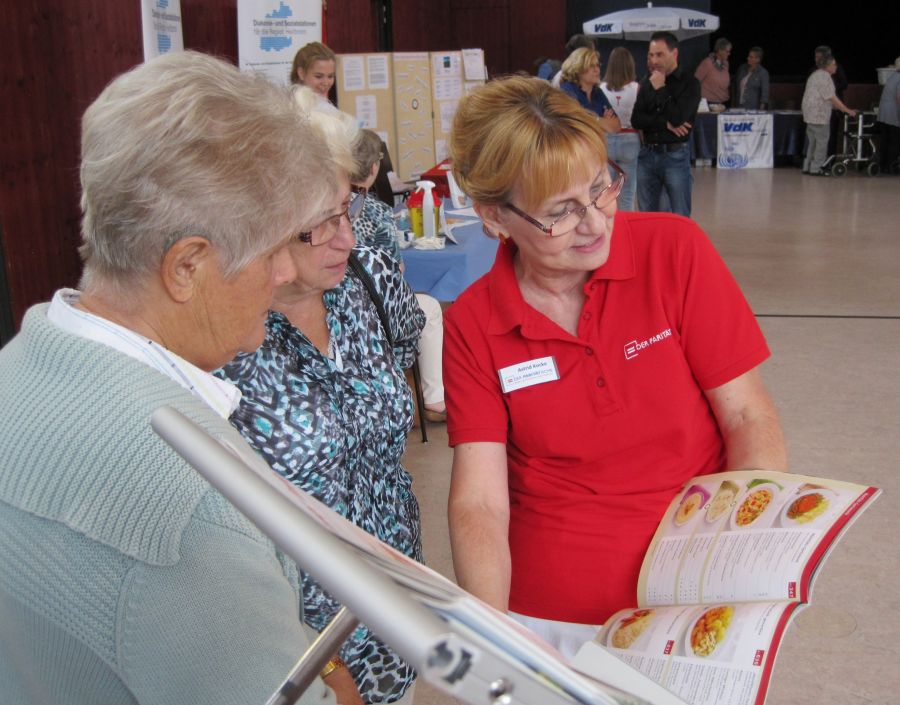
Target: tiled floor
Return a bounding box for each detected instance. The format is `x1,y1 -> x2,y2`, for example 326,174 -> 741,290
402,167 -> 900,705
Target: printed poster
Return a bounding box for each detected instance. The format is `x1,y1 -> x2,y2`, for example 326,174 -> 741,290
141,0 -> 184,62
717,113 -> 774,169
238,0 -> 322,85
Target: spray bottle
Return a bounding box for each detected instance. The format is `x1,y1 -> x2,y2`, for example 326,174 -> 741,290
408,180 -> 441,238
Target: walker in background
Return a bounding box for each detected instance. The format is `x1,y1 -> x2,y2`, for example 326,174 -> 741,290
824,111 -> 881,177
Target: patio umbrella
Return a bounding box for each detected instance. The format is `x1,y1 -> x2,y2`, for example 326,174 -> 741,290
582,2 -> 720,41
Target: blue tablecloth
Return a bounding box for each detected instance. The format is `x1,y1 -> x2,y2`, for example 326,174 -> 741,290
691,111 -> 805,161
400,218 -> 498,301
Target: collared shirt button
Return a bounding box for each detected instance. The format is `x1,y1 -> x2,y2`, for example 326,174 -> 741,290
596,377 -> 606,387
589,281 -> 599,291
585,347 -> 593,356
583,311 -> 592,321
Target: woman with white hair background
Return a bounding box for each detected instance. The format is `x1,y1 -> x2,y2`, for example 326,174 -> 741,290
0,51 -> 361,705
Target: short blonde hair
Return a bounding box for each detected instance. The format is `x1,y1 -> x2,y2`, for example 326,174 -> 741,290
450,76 -> 608,209
560,47 -> 600,84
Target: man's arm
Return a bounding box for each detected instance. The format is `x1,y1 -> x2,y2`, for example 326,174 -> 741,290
630,77 -> 669,132
759,69 -> 770,110
448,441 -> 511,611
669,74 -> 701,131
704,367 -> 787,472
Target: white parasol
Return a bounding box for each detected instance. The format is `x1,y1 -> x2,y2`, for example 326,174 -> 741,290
582,2 -> 720,41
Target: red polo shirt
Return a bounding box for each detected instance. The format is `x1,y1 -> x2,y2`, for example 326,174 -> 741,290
444,211 -> 769,624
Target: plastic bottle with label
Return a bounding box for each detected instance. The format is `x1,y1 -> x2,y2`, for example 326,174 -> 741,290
407,180 -> 441,238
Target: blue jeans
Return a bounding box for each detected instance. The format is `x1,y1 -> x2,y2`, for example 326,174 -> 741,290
637,142 -> 693,216
606,132 -> 641,212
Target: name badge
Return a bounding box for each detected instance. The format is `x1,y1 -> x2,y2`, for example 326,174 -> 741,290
498,356 -> 560,393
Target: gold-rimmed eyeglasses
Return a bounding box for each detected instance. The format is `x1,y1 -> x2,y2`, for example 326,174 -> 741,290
504,161 -> 625,237
296,189 -> 366,246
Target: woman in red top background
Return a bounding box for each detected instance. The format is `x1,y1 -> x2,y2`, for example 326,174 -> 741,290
444,76 -> 787,656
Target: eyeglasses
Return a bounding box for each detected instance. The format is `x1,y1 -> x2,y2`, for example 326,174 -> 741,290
296,190 -> 366,246
505,161 -> 625,237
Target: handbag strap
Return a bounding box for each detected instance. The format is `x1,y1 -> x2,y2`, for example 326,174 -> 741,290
347,251 -> 394,347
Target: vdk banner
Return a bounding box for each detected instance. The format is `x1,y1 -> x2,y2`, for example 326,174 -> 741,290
238,0 -> 322,86
717,113 -> 773,169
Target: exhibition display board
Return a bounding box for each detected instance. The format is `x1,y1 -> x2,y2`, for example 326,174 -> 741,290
335,53 -> 397,162
338,49 -> 485,181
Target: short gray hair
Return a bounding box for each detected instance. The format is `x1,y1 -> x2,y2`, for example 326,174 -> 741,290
79,51 -> 339,290
714,37 -> 732,52
816,52 -> 835,69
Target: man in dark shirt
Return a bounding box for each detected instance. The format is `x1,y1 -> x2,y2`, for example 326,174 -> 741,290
631,31 -> 701,216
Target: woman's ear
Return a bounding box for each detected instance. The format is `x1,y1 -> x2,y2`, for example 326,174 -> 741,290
159,236 -> 213,303
473,202 -> 506,238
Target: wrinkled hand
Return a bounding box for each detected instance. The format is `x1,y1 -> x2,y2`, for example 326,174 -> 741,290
324,666 -> 365,705
667,121 -> 692,137
602,108 -> 616,119
649,70 -> 666,90
847,109 -> 858,118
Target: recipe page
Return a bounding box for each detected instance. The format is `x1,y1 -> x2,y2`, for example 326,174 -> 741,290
637,471 -> 878,606
574,601 -> 800,705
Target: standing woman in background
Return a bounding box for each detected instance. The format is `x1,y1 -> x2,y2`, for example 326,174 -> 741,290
601,47 -> 640,211
559,47 -> 621,136
291,41 -> 337,102
732,47 -> 770,110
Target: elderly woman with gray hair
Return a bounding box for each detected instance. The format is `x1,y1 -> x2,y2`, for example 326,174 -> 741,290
0,52 -> 361,705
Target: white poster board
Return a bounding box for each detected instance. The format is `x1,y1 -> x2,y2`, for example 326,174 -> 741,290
237,0 -> 322,85
717,113 -> 774,169
141,0 -> 184,62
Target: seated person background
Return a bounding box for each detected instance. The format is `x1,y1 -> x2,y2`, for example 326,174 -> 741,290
350,128 -> 447,422
0,51 -> 361,705
217,88 -> 426,705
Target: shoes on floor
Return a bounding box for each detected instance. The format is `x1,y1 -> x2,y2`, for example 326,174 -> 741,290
423,408 -> 447,423
810,170 -> 831,177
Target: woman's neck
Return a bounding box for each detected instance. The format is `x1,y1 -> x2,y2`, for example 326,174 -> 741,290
272,286 -> 330,354
514,256 -> 589,336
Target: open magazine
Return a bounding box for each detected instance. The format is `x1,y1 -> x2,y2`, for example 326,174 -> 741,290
570,470 -> 880,705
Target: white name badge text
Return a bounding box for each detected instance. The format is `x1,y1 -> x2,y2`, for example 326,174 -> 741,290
498,356 -> 560,393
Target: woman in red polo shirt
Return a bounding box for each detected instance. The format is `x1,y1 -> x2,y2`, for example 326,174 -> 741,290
444,76 -> 787,657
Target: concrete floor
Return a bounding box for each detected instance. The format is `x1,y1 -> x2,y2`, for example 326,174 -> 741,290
401,166 -> 900,705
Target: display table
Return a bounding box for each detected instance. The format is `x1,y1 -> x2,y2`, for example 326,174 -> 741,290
691,111 -> 805,163
400,216 -> 497,301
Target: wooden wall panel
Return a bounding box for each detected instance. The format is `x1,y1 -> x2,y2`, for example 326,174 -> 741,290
0,0 -> 568,332
449,2 -> 509,77
509,0 -> 567,77
326,0 -> 378,53
0,1 -> 144,328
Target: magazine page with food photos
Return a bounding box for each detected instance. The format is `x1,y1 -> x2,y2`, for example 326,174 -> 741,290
569,470 -> 879,705
573,600 -> 798,705
637,470 -> 880,607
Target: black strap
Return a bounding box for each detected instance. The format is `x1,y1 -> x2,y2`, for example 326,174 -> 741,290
347,251 -> 394,347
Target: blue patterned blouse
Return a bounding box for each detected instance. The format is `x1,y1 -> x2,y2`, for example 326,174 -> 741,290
217,245 -> 425,703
